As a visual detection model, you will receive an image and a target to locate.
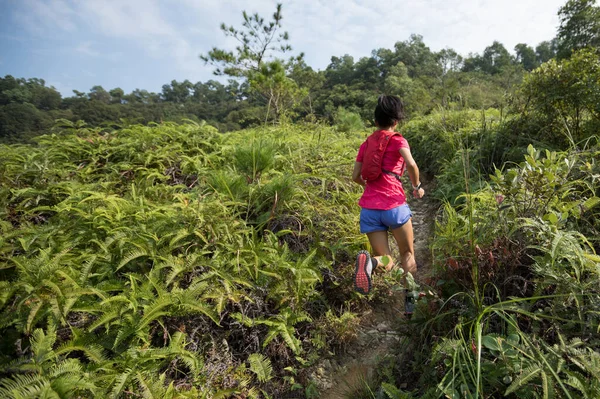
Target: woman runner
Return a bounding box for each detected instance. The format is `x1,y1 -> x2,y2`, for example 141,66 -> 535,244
351,95 -> 425,316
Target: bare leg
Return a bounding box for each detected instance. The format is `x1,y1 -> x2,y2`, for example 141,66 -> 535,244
391,219 -> 421,316
390,219 -> 417,277
365,230 -> 390,257
366,231 -> 396,272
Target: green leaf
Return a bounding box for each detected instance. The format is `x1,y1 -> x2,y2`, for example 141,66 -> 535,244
247,353 -> 273,383
482,335 -> 501,352
583,196 -> 600,211
544,212 -> 559,225
507,334 -> 520,345
505,366 -> 542,395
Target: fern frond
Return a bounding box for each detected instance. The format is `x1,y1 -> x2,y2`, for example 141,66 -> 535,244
55,341 -> 106,364
117,249 -> 152,272
31,326 -> 58,366
0,373 -> 47,398
505,365 -> 542,395
25,299 -> 45,334
110,368 -> 134,399
137,297 -> 173,332
381,382 -> 414,399
48,358 -> 82,378
248,353 -> 273,383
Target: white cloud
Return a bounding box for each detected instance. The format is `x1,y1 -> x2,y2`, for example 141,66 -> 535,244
75,42 -> 100,57
14,0 -> 77,35
6,0 -> 567,87
277,0 -> 566,69
76,0 -> 200,74
10,0 -> 203,78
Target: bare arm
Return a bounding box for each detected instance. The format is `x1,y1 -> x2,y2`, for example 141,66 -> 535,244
352,161 -> 365,186
399,147 -> 425,198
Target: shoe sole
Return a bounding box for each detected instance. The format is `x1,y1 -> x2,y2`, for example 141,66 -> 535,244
354,250 -> 371,295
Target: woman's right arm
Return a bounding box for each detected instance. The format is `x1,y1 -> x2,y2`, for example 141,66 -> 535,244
352,161 -> 366,186
399,147 -> 424,198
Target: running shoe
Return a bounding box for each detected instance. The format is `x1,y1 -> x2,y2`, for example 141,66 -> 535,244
404,290 -> 426,317
354,250 -> 373,295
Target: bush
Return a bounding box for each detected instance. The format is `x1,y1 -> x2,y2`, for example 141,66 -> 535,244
386,145 -> 600,397
334,107 -> 364,133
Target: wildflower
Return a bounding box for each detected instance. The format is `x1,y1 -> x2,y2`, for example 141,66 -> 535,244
495,194 -> 505,205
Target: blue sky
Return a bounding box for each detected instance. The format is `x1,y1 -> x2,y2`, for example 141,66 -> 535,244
0,0 -> 566,96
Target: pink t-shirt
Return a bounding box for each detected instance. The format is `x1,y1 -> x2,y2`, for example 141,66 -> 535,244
356,131 -> 410,210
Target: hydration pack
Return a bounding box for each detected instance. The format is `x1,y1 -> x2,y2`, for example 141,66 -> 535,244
360,130 -> 403,182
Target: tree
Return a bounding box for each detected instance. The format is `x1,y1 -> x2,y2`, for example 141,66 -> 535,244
462,53 -> 484,72
325,55 -> 356,86
161,80 -> 193,103
557,0 -> 600,58
123,89 -> 160,104
383,62 -> 414,99
0,102 -> 52,140
535,40 -> 558,64
434,48 -> 463,107
463,41 -> 514,75
248,60 -> 306,123
109,88 -> 125,104
436,48 -> 463,75
481,41 -> 513,74
522,48 -> 600,143
200,3 -> 294,77
88,85 -> 111,103
353,56 -> 382,86
0,76 -> 61,110
515,43 -> 539,71
392,34 -> 437,78
288,60 -> 324,116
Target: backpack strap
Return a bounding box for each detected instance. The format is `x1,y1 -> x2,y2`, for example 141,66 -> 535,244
382,132 -> 403,182
382,169 -> 402,182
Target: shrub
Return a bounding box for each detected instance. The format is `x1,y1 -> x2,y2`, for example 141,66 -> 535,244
334,107 -> 364,133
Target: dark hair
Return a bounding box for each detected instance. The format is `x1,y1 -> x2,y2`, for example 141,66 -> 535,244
374,95 -> 405,127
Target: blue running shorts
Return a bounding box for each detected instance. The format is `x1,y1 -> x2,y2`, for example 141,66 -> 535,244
359,204 -> 413,234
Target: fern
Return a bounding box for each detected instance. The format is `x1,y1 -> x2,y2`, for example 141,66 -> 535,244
248,353 -> 273,383
110,367 -> 134,399
0,326 -> 98,398
55,332 -> 106,364
257,308 -> 311,355
381,383 -> 414,398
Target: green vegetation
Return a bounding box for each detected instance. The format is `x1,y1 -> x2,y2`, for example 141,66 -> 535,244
367,49 -> 600,399
0,121 -> 392,397
2,0 -> 600,397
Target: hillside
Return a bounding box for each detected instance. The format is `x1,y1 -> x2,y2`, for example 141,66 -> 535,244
0,121 -> 397,397
1,96 -> 599,396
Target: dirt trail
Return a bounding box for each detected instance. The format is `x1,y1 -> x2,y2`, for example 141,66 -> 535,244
316,182 -> 437,398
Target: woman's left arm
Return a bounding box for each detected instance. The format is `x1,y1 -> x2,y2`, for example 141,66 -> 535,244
399,147 -> 425,198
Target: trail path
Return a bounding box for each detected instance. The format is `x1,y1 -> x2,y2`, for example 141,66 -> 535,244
316,181 -> 437,398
